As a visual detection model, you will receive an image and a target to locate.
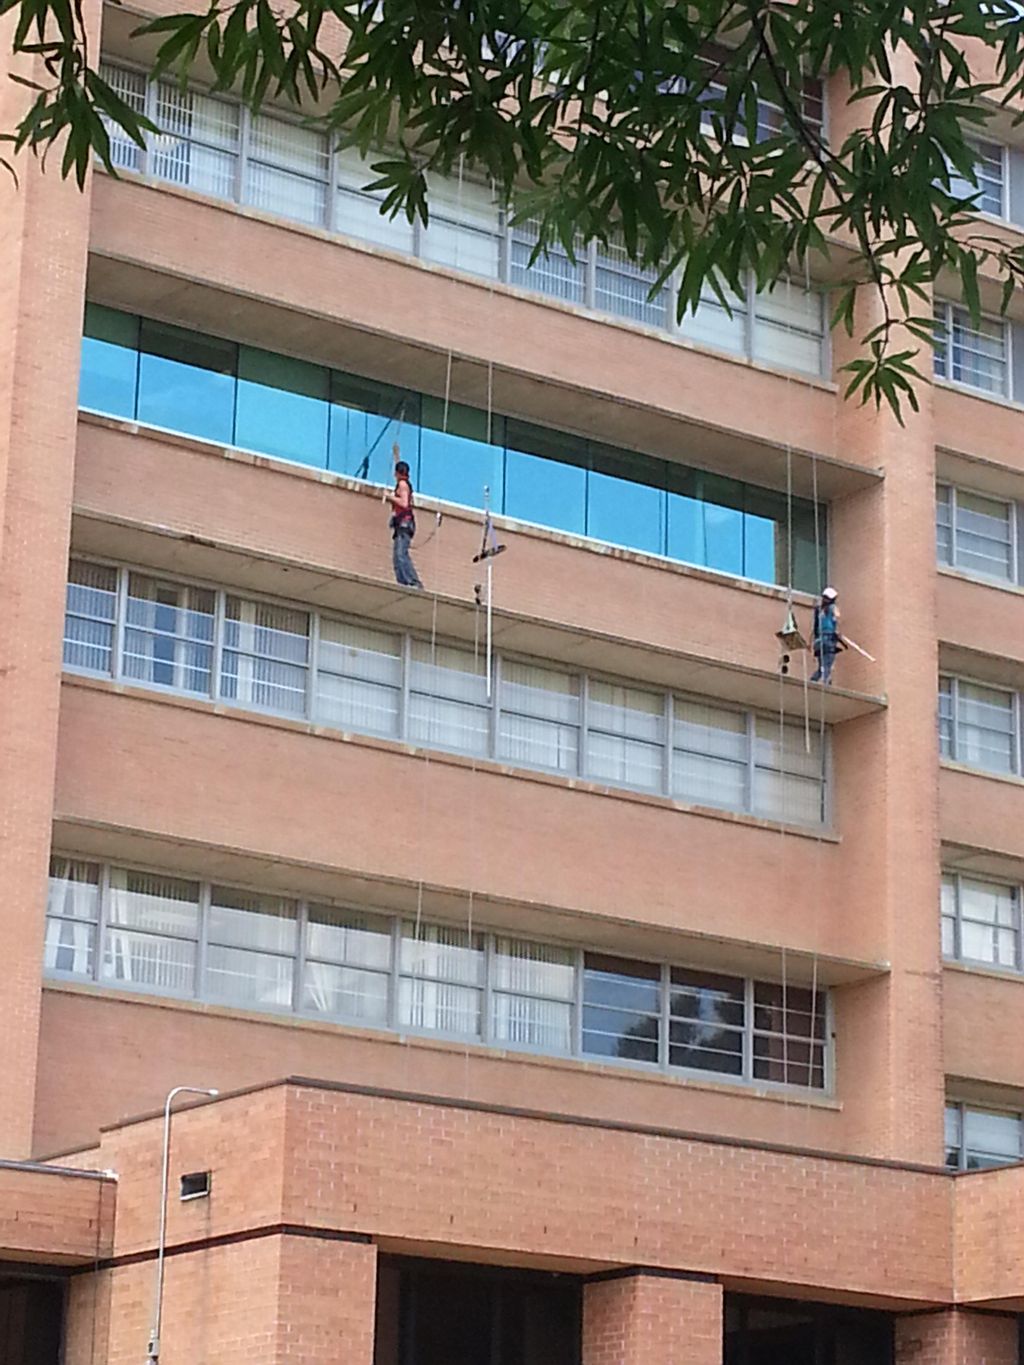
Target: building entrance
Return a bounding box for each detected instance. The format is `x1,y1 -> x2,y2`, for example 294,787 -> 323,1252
0,1277 -> 64,1365
725,1296 -> 894,1365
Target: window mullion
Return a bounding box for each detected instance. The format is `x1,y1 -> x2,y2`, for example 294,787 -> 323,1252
659,962 -> 670,1072
950,486 -> 959,570
489,652 -> 501,761
745,711 -> 756,814
585,240 -> 597,311
236,105 -> 251,206
112,566 -> 128,683
399,634 -> 412,742
579,674 -> 590,780
389,917 -> 402,1030
951,677 -> 960,762
294,901 -> 308,1014
573,947 -> 585,1057
307,612 -> 320,722
742,977 -> 755,1081
211,590 -> 226,702
663,693 -> 674,798
96,862 -> 112,985
197,882 -> 211,1000
482,933 -> 494,1045
140,78 -> 157,178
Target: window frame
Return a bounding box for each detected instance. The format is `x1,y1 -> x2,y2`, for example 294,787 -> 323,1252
46,851 -> 835,1094
933,300 -> 1012,400
66,556 -> 832,828
936,482 -> 1018,584
942,870 -> 1024,973
939,672 -> 1022,777
945,1099 -> 1024,1171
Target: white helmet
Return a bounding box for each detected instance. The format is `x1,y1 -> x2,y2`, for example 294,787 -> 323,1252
822,586 -> 838,601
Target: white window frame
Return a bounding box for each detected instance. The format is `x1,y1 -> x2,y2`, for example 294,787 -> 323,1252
933,300 -> 1011,399
935,482 -> 1018,584
939,672 -> 1022,777
942,870 -> 1024,972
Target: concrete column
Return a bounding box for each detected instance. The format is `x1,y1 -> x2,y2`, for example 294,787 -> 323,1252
582,1271 -> 723,1365
895,1310 -> 1019,1365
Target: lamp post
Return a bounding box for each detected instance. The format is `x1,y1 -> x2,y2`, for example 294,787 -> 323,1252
145,1085 -> 219,1365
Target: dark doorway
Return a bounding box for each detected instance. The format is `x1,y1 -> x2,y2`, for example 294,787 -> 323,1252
0,1277 -> 64,1365
374,1257 -> 581,1365
725,1295 -> 894,1365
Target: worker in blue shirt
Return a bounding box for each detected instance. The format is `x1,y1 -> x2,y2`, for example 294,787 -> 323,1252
810,586 -> 846,685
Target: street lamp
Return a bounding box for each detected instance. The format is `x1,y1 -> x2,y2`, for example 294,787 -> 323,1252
145,1085 -> 219,1365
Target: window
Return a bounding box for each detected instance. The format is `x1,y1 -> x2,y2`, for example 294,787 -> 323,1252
752,981 -> 826,1087
751,280 -> 825,376
942,873 -> 1021,969
408,641 -> 490,755
64,560 -> 118,673
398,922 -> 484,1036
98,62 -> 146,170
46,856 -> 831,1092
946,1102 -> 1023,1170
303,905 -> 391,1022
497,660 -> 580,774
419,171 -> 502,278
593,238 -> 671,329
491,937 -> 574,1050
586,682 -> 665,792
752,718 -> 826,825
936,485 -> 1016,582
79,306 -> 830,590
335,145 -> 417,253
151,80 -> 240,198
65,559 -> 832,826
221,596 -> 309,715
934,303 -> 1009,398
104,868 -> 199,993
509,218 -> 586,303
316,619 -> 402,737
206,887 -> 297,1009
668,967 -> 744,1075
939,675 -> 1019,776
244,114 -> 329,227
947,139 -> 1005,218
582,954 -> 661,1064
44,858 -> 100,978
123,574 -> 216,695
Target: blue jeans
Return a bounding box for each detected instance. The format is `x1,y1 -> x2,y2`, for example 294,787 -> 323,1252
392,528 -> 423,588
811,645 -> 837,684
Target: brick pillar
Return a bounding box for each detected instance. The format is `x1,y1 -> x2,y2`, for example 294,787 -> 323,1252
274,1236 -> 377,1365
895,1310 -> 1019,1365
0,10 -> 97,1157
582,1271 -> 722,1365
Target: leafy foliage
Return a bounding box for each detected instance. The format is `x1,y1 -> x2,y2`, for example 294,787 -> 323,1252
4,0 -> 1024,418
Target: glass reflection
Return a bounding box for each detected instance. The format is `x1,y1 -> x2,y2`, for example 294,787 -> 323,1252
137,321 -> 236,444
235,346 -> 330,467
418,399 -> 503,510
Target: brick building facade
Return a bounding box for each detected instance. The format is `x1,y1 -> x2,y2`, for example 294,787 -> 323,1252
2,7 -> 1024,1361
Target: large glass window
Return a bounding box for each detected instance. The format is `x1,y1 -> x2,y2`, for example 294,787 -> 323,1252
97,63 -> 146,171
137,320 -> 236,443
585,682 -> 666,792
582,954 -> 661,1064
398,922 -> 484,1036
934,303 -> 1009,398
939,675 -> 1018,776
123,573 -> 216,695
303,905 -> 391,1022
80,303 -> 139,418
244,114 -> 329,227
947,139 -> 1005,218
942,873 -> 1021,969
44,858 -> 100,978
104,868 -> 200,994
64,560 -> 118,674
79,306 -> 829,590
66,559 -> 832,826
419,172 -> 502,278
221,596 -> 310,715
46,855 -> 831,1091
936,485 -> 1015,582
206,886 -> 297,1009
946,1102 -> 1023,1170
151,81 -> 240,197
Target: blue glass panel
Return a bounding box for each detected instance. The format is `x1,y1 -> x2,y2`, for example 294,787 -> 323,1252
235,346 -> 329,468
504,421 -> 587,534
418,399 -> 502,510
588,445 -> 665,554
742,512 -> 776,584
699,475 -> 745,577
137,321 -> 236,444
791,501 -> 825,594
80,305 -> 138,418
666,467 -> 703,566
328,374 -> 418,483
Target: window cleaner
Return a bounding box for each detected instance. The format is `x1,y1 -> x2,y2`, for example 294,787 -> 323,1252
384,442 -> 423,589
810,586 -> 846,684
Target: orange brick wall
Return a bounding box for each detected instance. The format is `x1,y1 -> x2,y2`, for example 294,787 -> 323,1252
582,1274 -> 722,1365
0,1165 -> 113,1261
0,15 -> 95,1157
895,1310 -> 1019,1365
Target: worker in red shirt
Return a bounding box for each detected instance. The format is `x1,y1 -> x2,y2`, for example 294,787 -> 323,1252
384,443 -> 423,589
